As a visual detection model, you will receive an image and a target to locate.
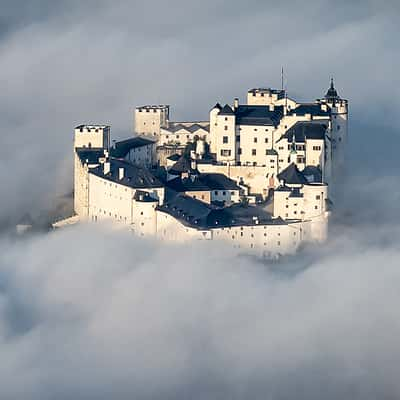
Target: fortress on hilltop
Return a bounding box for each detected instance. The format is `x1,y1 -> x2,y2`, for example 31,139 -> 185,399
56,79 -> 348,258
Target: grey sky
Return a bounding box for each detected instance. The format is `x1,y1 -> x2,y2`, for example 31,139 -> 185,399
0,0 -> 398,222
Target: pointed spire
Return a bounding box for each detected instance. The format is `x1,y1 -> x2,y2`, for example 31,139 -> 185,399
325,77 -> 339,99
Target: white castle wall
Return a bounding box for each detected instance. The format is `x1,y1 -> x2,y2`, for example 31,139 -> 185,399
134,105 -> 169,138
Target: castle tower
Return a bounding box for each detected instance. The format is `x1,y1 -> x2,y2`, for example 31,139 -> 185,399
322,79 -> 348,178
73,125 -> 110,218
134,105 -> 169,140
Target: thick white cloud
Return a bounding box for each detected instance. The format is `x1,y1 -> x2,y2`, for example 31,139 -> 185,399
0,223 -> 400,399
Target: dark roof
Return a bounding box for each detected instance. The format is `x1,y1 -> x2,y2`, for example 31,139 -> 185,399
76,148 -> 104,164
167,173 -> 240,193
167,176 -> 210,192
325,78 -> 339,99
133,190 -> 159,202
169,155 -> 198,175
288,103 -> 330,117
266,149 -> 278,156
157,194 -> 288,230
91,158 -> 163,189
199,173 -> 241,191
211,103 -> 222,111
235,105 -> 284,126
280,122 -> 327,143
277,163 -> 308,185
167,154 -> 181,162
110,137 -> 154,158
302,166 -> 323,183
218,104 -> 235,116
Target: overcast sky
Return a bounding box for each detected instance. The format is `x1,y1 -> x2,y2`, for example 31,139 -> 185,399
0,0 -> 399,220
0,1 -> 400,399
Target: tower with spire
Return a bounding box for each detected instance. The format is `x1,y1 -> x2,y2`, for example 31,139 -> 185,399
321,78 -> 348,179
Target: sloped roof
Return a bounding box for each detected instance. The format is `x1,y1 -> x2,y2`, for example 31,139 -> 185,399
91,158 -> 163,189
288,103 -> 330,117
169,155 -> 198,176
277,163 -> 308,185
218,104 -> 235,116
280,122 -> 327,143
110,137 -> 154,158
235,105 -> 284,126
167,176 -> 210,192
199,173 -> 241,191
76,148 -> 104,164
157,194 -> 287,230
302,165 -> 323,183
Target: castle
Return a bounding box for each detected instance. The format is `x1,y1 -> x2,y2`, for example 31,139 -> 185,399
58,80 -> 348,258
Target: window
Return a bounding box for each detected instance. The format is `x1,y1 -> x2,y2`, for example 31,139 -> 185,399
252,149 -> 257,156
254,128 -> 258,132
315,205 -> 318,210
223,136 -> 228,144
265,138 -> 268,143
236,135 -> 240,142
224,126 -> 228,131
279,146 -> 284,150
316,195 -> 321,200
176,135 -> 180,139
214,191 -> 218,195
220,149 -> 231,156
231,191 -> 235,195
238,148 -> 242,155
337,125 -> 341,130
297,156 -> 305,163
225,117 -> 228,121
254,137 -> 258,143
222,191 -> 226,195
313,146 -> 321,151
279,159 -> 284,163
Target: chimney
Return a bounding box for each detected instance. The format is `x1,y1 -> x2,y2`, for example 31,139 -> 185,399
234,98 -> 239,109
269,104 -> 275,111
191,159 -> 197,171
103,162 -> 110,175
119,167 -> 124,180
103,149 -> 109,158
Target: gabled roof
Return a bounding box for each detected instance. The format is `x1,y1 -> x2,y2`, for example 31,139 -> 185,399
235,105 -> 284,126
110,137 -> 154,158
167,176 -> 210,192
218,104 -> 235,116
199,173 -> 241,191
91,158 -> 163,189
157,194 -> 287,230
168,155 -> 198,176
280,121 -> 327,143
277,163 -> 308,185
288,103 -> 330,117
211,103 -> 222,111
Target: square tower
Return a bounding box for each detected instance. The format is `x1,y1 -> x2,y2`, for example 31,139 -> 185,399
134,105 -> 170,139
74,125 -> 110,150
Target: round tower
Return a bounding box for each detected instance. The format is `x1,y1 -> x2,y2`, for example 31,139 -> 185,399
323,79 -> 348,178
